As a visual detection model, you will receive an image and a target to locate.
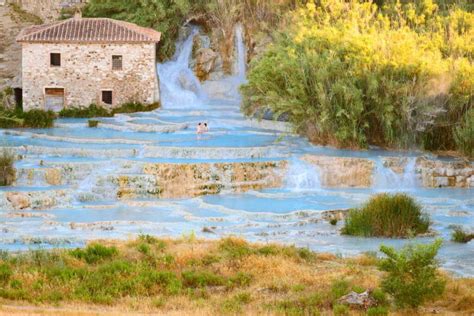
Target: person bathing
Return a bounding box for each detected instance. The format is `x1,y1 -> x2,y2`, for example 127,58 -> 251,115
197,122 -> 209,134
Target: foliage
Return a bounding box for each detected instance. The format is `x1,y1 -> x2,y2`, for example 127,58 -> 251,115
0,237 -> 471,314
59,102 -> 160,118
0,108 -> 55,129
19,110 -> 56,128
59,104 -> 111,118
454,108 -> 474,158
0,148 -> 16,186
242,0 -> 474,154
342,193 -> 430,237
451,226 -> 474,243
70,244 -> 118,264
379,240 -> 446,308
83,0 -> 299,63
88,120 -> 99,128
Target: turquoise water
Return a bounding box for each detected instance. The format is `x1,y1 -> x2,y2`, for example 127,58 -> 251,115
0,26 -> 473,277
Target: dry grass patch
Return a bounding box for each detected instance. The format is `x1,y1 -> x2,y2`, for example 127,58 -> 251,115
0,236 -> 472,315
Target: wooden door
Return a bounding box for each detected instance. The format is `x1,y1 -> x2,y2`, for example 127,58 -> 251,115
44,88 -> 64,112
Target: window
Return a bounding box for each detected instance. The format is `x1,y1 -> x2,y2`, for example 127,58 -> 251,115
112,55 -> 123,70
50,53 -> 61,67
102,90 -> 113,105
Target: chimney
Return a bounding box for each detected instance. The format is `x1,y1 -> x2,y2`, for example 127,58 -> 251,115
74,9 -> 82,19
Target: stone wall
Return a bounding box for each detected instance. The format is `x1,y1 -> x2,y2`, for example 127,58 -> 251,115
21,42 -> 159,111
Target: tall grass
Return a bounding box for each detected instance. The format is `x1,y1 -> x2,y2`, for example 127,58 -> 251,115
342,193 -> 430,238
0,148 -> 15,186
451,226 -> 474,243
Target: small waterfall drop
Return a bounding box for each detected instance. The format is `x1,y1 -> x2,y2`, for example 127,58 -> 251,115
374,157 -> 418,191
286,157 -> 321,191
157,27 -> 206,108
233,24 -> 246,81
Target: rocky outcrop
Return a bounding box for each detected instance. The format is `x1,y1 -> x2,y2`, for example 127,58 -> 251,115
2,189 -> 72,210
417,158 -> 473,188
194,48 -> 218,81
302,155 -> 375,188
134,161 -> 287,199
382,156 -> 473,188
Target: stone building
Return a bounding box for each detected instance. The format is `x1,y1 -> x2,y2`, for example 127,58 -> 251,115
16,14 -> 161,111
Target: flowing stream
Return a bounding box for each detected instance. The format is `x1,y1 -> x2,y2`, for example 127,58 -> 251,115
0,25 -> 473,276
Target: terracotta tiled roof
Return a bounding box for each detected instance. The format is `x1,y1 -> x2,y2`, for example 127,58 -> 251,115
17,18 -> 161,43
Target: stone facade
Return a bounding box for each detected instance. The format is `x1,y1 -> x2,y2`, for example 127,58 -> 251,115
21,42 -> 158,111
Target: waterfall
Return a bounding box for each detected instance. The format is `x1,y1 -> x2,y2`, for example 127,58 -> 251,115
286,157 -> 321,191
157,27 -> 206,108
233,24 -> 246,81
374,157 -> 418,191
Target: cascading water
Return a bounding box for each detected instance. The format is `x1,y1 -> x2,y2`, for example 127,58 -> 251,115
285,157 -> 321,191
157,27 -> 206,108
233,24 -> 246,81
374,157 -> 418,191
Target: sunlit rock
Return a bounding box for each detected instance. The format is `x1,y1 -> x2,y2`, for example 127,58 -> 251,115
302,155 -> 374,188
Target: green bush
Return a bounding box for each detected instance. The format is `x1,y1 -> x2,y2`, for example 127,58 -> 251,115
451,226 -> 474,243
70,244 -> 118,264
19,109 -> 56,128
88,120 -> 99,128
454,108 -> 474,158
0,264 -> 12,284
379,240 -> 446,308
59,103 -> 161,118
59,104 -> 111,118
0,109 -> 55,129
0,148 -> 16,186
342,193 -> 430,238
112,102 -> 160,114
181,271 -> 225,288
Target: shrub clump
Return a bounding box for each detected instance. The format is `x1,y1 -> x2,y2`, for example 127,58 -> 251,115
451,226 -> 474,243
19,109 -> 56,128
0,109 -> 55,128
70,244 -> 118,264
88,120 -> 99,128
379,240 -> 446,308
59,102 -> 160,118
0,148 -> 16,186
342,193 -> 430,238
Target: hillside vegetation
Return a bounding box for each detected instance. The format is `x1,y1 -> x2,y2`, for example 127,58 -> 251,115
83,0 -> 299,66
242,0 -> 473,157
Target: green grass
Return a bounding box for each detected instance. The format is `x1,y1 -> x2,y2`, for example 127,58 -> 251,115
0,148 -> 16,186
451,226 -> 474,243
342,193 -> 430,238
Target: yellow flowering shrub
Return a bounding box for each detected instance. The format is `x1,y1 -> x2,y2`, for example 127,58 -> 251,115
242,0 -> 473,156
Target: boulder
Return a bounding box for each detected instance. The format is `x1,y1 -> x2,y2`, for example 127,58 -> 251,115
194,48 -> 218,81
6,192 -> 31,210
337,290 -> 376,308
